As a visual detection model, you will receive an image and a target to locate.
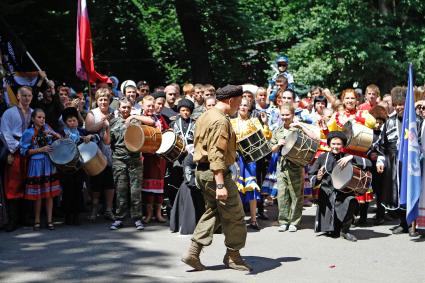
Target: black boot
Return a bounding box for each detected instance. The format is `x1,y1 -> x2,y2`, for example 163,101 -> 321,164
4,199 -> 18,232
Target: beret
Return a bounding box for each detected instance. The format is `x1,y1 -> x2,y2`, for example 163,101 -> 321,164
327,131 -> 348,146
62,107 -> 79,123
215,85 -> 243,101
177,98 -> 195,113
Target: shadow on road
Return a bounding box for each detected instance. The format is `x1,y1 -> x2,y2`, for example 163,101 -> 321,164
205,255 -> 301,274
352,228 -> 391,240
0,223 -> 172,282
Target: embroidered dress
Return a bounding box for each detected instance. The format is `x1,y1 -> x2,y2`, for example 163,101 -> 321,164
230,117 -> 272,203
142,114 -> 168,202
20,125 -> 61,200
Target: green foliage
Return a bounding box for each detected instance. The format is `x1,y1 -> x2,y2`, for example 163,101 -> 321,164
2,0 -> 425,92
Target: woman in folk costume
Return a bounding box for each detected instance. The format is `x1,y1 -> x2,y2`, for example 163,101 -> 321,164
308,131 -> 372,242
261,89 -> 287,200
231,97 -> 272,230
326,88 -> 376,223
20,109 -> 62,230
141,95 -> 169,223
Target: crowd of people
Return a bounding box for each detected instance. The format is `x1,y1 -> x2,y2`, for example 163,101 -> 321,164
0,56 -> 424,249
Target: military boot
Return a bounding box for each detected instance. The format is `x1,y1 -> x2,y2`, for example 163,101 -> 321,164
181,241 -> 205,271
223,249 -> 252,271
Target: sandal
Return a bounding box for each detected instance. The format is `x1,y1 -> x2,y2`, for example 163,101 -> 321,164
47,222 -> 55,230
33,223 -> 41,231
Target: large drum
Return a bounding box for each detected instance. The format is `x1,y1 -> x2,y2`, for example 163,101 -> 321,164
331,163 -> 372,195
237,129 -> 271,163
343,121 -> 373,153
124,124 -> 162,153
78,142 -> 107,176
156,130 -> 186,162
281,130 -> 319,166
49,138 -> 81,173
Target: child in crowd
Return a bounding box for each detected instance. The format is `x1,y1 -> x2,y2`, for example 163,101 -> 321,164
60,107 -> 95,225
20,108 -> 62,230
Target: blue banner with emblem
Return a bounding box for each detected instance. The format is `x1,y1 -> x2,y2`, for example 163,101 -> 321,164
398,64 -> 422,224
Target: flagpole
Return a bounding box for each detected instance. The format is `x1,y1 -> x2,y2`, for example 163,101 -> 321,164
25,51 -> 49,82
88,82 -> 93,110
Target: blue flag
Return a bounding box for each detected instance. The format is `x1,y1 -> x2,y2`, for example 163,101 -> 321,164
398,64 -> 422,224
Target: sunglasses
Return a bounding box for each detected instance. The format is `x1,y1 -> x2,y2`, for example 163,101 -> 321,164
416,106 -> 425,110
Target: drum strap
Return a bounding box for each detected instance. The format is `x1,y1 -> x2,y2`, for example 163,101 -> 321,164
178,118 -> 193,145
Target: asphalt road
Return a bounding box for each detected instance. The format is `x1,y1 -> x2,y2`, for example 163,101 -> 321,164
1,205 -> 424,283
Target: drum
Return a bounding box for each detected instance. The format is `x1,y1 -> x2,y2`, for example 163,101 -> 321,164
343,121 -> 373,153
49,139 -> 81,173
124,124 -> 162,153
78,141 -> 107,176
331,163 -> 372,195
229,161 -> 240,183
281,130 -> 319,166
237,130 -> 271,163
156,130 -> 186,162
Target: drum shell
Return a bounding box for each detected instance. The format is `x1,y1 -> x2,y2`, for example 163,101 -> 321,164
49,139 -> 81,173
331,163 -> 372,194
124,124 -> 162,153
343,121 -> 373,153
237,130 -> 271,163
156,130 -> 187,162
281,130 -> 319,166
78,142 -> 107,176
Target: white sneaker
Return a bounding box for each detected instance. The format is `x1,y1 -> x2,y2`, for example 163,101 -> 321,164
278,224 -> 288,232
110,220 -> 123,230
288,224 -> 298,232
135,220 -> 144,231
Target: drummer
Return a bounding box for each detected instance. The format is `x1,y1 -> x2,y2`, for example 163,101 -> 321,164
325,88 -> 376,224
109,98 -> 144,231
308,131 -> 372,242
140,95 -> 168,223
166,99 -> 196,211
271,103 -> 318,233
60,107 -> 96,225
230,97 -> 272,230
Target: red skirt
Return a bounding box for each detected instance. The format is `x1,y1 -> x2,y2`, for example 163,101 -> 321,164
4,152 -> 27,199
142,154 -> 166,194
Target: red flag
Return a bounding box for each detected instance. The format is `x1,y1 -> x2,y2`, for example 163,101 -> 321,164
76,0 -> 110,83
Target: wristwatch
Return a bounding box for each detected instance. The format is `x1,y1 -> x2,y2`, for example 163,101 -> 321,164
216,184 -> 225,189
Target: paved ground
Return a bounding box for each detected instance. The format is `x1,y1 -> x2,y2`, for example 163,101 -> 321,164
0,205 -> 424,283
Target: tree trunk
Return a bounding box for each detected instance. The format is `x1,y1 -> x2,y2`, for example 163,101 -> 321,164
377,0 -> 390,16
174,0 -> 213,84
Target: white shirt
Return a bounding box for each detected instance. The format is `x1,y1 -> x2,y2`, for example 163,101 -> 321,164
0,106 -> 33,153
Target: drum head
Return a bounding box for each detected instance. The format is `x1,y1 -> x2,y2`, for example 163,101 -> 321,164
342,121 -> 354,144
156,131 -> 177,154
125,124 -> 145,152
49,139 -> 78,165
331,162 -> 353,190
78,141 -> 98,163
281,131 -> 297,156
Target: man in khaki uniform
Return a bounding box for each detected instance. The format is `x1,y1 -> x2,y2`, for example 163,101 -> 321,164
181,85 -> 252,272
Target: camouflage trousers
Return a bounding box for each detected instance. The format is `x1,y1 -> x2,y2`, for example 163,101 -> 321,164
112,158 -> 143,220
277,165 -> 304,227
192,169 -> 247,251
